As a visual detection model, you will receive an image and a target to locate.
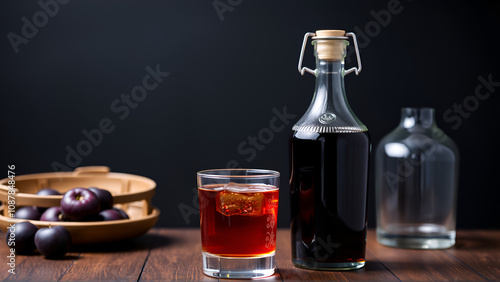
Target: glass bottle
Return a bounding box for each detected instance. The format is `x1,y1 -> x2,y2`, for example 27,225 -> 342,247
375,107 -> 459,249
290,30 -> 370,270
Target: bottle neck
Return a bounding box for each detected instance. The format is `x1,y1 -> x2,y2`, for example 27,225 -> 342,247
292,40 -> 366,133
311,58 -> 357,126
314,58 -> 347,108
293,58 -> 366,133
400,107 -> 436,130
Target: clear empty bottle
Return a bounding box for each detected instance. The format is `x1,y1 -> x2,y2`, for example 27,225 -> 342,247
375,107 -> 459,249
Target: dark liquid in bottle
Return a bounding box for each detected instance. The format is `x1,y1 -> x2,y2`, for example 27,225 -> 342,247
290,130 -> 370,269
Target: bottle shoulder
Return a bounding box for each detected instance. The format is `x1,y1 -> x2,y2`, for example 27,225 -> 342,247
378,125 -> 456,146
376,125 -> 459,159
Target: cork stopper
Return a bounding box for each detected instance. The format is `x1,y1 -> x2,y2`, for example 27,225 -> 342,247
315,29 -> 346,61
315,30 -> 345,37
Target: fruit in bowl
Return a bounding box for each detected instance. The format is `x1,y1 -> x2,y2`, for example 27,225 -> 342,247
60,187 -> 100,221
112,208 -> 129,219
88,187 -> 113,211
14,206 -> 41,220
0,166 -> 158,245
35,188 -> 62,213
38,187 -> 128,222
40,207 -> 63,222
99,209 -> 125,221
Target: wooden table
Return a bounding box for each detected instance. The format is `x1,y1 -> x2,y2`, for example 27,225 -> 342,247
0,228 -> 498,281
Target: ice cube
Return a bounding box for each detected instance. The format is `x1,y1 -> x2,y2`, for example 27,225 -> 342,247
216,183 -> 264,216
223,182 -> 274,192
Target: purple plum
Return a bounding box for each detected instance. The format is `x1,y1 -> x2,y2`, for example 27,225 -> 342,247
99,209 -> 125,221
40,207 -> 63,221
112,208 -> 129,219
35,188 -> 62,213
60,187 -> 100,221
34,226 -> 71,259
5,221 -> 38,255
14,206 -> 41,220
88,187 -> 113,211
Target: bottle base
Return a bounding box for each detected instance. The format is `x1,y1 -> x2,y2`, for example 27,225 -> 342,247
377,227 -> 456,249
202,251 -> 275,279
292,259 -> 365,271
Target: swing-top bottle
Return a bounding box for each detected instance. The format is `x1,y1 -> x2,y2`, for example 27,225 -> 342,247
290,30 -> 370,270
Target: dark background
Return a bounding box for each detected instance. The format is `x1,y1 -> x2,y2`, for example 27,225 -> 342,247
1,0 -> 499,229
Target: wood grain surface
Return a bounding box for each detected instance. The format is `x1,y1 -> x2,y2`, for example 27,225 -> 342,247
0,229 -> 498,281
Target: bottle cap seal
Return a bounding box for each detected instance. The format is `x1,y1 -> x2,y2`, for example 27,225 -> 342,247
314,30 -> 346,38
314,30 -> 347,61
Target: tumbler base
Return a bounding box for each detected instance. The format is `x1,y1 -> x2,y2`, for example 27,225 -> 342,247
202,251 -> 275,279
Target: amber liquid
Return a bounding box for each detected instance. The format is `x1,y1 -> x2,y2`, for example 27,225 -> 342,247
290,131 -> 370,267
198,184 -> 279,257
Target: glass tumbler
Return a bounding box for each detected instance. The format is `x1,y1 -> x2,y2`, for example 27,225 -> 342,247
375,107 -> 459,249
197,169 -> 280,279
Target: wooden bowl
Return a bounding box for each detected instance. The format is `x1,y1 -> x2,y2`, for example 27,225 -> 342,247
0,166 -> 160,244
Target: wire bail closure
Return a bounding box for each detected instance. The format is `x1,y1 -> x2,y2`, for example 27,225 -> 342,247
297,32 -> 362,76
